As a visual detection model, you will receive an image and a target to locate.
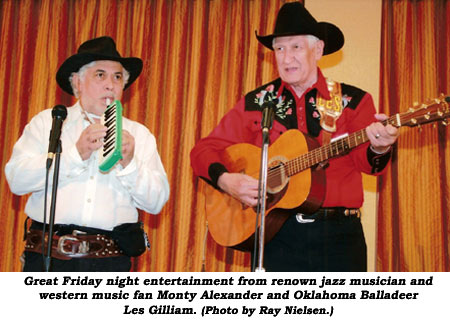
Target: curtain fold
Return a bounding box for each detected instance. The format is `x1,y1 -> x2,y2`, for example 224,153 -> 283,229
378,0 -> 450,271
0,0 -> 288,272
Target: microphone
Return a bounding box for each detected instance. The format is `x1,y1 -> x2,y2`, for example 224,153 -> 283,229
261,101 -> 276,133
46,105 -> 67,169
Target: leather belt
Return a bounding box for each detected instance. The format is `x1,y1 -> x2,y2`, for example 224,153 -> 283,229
24,229 -> 124,260
296,207 -> 361,223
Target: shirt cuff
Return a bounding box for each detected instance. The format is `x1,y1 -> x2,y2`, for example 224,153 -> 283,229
367,145 -> 392,174
208,162 -> 228,189
116,157 -> 137,177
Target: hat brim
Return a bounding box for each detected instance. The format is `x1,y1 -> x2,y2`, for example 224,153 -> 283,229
56,53 -> 143,96
256,22 -> 344,55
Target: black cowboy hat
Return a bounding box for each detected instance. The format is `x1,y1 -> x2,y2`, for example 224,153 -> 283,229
255,2 -> 344,55
56,36 -> 143,95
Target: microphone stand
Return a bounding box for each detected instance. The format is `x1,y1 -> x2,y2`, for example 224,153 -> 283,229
253,128 -> 270,272
44,140 -> 62,272
253,104 -> 275,272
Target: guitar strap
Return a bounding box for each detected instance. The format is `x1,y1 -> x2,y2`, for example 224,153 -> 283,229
316,79 -> 343,145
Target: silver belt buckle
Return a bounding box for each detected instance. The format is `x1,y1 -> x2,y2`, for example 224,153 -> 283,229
57,230 -> 89,257
296,213 -> 315,223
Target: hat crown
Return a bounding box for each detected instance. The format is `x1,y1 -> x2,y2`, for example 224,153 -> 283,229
77,36 -> 121,58
56,36 -> 143,95
255,1 -> 344,55
273,2 -> 317,35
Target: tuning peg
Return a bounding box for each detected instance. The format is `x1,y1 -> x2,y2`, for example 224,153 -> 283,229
443,120 -> 448,126
409,107 -> 415,112
413,101 -> 420,107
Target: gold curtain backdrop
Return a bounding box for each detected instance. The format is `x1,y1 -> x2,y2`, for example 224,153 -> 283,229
378,0 -> 450,271
0,0 -> 449,272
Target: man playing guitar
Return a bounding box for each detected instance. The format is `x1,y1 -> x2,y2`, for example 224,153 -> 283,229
190,2 -> 399,272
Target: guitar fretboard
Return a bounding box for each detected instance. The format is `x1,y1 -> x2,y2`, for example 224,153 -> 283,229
284,111 -> 432,177
274,96 -> 449,177
285,127 -> 371,177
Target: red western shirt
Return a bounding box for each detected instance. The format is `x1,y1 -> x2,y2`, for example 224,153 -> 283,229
191,69 -> 390,208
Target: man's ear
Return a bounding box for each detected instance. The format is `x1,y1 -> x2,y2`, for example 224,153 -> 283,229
72,73 -> 81,96
315,40 -> 325,60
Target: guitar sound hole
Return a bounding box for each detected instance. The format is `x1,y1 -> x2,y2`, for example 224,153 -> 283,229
265,159 -> 289,210
268,164 -> 283,189
252,181 -> 288,213
267,156 -> 288,193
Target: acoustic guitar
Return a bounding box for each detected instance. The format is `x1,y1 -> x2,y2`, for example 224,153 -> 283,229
205,95 -> 450,251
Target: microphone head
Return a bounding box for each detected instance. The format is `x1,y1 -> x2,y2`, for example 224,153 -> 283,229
264,100 -> 277,110
52,105 -> 67,120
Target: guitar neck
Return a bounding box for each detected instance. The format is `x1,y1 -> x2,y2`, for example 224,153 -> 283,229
284,96 -> 449,177
285,113 -> 422,177
285,127 -> 369,176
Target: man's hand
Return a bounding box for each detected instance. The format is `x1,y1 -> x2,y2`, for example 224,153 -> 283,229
366,113 -> 399,153
217,172 -> 259,207
119,130 -> 135,168
76,123 -> 107,160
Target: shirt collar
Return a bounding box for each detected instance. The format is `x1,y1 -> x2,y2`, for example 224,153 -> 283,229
65,101 -> 84,125
281,68 -> 331,100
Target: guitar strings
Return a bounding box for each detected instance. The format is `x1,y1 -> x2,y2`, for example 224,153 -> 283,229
266,101 -> 448,182
266,128 -> 368,180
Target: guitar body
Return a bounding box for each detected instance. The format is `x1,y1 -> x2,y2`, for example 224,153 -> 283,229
205,130 -> 326,251
204,96 -> 450,251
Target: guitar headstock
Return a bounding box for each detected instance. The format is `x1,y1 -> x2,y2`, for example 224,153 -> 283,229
399,95 -> 450,128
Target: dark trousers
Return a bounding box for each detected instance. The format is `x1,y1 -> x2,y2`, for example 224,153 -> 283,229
261,214 -> 367,272
22,251 -> 131,272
